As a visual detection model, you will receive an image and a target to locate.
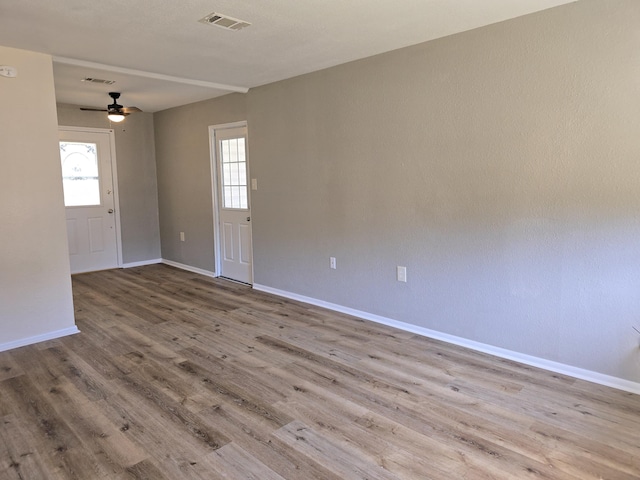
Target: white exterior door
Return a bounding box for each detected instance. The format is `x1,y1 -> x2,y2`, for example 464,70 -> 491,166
214,125 -> 253,284
59,128 -> 119,274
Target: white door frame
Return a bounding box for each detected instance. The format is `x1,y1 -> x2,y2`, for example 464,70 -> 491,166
59,125 -> 123,268
208,121 -> 253,281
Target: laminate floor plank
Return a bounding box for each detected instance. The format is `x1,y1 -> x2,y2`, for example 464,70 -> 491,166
351,409 -> 494,480
6,347 -> 147,475
0,264 -> 638,479
94,390 -> 218,466
0,414 -> 56,480
198,403 -> 344,480
177,344 -> 291,405
0,376 -> 110,479
0,355 -> 23,383
266,345 -> 541,477
112,357 -> 217,415
273,420 -> 403,480
112,370 -> 231,452
39,381 -> 147,477
281,360 -> 582,479
38,346 -> 113,403
200,443 -> 286,480
175,358 -> 292,429
119,459 -> 172,480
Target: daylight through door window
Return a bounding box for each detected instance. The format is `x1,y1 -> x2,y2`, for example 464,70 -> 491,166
59,142 -> 101,207
220,137 -> 248,209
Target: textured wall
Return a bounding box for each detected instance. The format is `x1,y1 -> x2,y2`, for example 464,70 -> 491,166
154,0 -> 640,381
246,0 -> 640,380
154,94 -> 246,271
57,105 -> 161,264
0,46 -> 76,345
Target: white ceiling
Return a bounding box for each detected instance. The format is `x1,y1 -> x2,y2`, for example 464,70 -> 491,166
0,0 -> 577,112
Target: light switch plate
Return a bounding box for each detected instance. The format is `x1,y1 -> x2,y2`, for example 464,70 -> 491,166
397,266 -> 407,282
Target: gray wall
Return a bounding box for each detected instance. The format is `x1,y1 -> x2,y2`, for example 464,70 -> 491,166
57,105 -> 161,264
154,0 -> 640,382
0,46 -> 76,346
155,94 -> 246,271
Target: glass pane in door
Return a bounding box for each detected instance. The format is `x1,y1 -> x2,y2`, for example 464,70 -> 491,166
60,142 -> 101,207
220,137 -> 248,209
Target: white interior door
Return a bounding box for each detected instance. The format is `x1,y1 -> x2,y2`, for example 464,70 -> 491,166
59,128 -> 119,274
214,125 -> 253,284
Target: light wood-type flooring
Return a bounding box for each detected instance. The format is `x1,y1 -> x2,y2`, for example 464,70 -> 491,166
1,264 -> 639,479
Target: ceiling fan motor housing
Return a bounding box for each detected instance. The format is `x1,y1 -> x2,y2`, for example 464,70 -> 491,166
108,92 -> 124,113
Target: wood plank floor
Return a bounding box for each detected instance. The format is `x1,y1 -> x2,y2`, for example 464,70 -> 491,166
1,264 -> 640,479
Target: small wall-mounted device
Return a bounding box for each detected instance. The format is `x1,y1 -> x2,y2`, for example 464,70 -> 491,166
0,66 -> 18,78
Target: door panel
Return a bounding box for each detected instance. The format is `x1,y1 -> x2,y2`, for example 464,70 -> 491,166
223,222 -> 235,261
239,224 -> 251,265
59,129 -> 119,274
215,125 -> 253,284
88,217 -> 105,252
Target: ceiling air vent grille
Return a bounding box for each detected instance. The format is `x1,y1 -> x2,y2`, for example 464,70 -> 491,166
82,77 -> 116,85
199,12 -> 251,31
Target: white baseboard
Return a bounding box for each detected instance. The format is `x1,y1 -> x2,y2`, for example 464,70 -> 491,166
253,283 -> 640,395
0,326 -> 81,353
121,258 -> 163,268
161,259 -> 217,278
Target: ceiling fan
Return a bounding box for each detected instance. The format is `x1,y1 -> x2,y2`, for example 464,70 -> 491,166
80,92 -> 142,122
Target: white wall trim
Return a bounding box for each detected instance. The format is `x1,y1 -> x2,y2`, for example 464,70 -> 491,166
208,125 -> 223,278
253,283 -> 640,395
122,258 -> 163,268
162,259 -> 217,278
0,326 -> 80,353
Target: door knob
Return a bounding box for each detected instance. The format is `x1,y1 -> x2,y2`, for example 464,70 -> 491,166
108,209 -> 114,214
246,217 -> 251,222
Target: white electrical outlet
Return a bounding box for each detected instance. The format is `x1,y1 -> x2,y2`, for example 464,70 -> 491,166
251,178 -> 258,190
397,266 -> 407,282
180,232 -> 185,242
330,257 -> 337,269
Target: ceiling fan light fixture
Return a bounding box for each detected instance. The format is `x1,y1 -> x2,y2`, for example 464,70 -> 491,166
107,92 -> 126,121
80,92 -> 140,120
107,112 -> 125,122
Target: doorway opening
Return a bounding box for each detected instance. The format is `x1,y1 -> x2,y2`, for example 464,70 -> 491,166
59,126 -> 122,274
209,122 -> 253,285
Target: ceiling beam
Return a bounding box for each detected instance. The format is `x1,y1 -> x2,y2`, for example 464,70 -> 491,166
53,56 -> 249,93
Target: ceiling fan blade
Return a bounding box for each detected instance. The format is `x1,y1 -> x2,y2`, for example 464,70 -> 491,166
79,94 -> 141,115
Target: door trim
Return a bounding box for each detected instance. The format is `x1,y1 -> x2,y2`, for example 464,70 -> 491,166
59,125 -> 123,269
208,121 -> 253,282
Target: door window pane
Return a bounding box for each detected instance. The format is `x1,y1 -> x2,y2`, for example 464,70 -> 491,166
220,137 -> 248,209
60,142 -> 100,206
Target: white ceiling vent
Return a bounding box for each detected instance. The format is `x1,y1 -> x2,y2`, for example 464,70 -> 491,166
82,77 -> 116,85
199,12 -> 251,31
